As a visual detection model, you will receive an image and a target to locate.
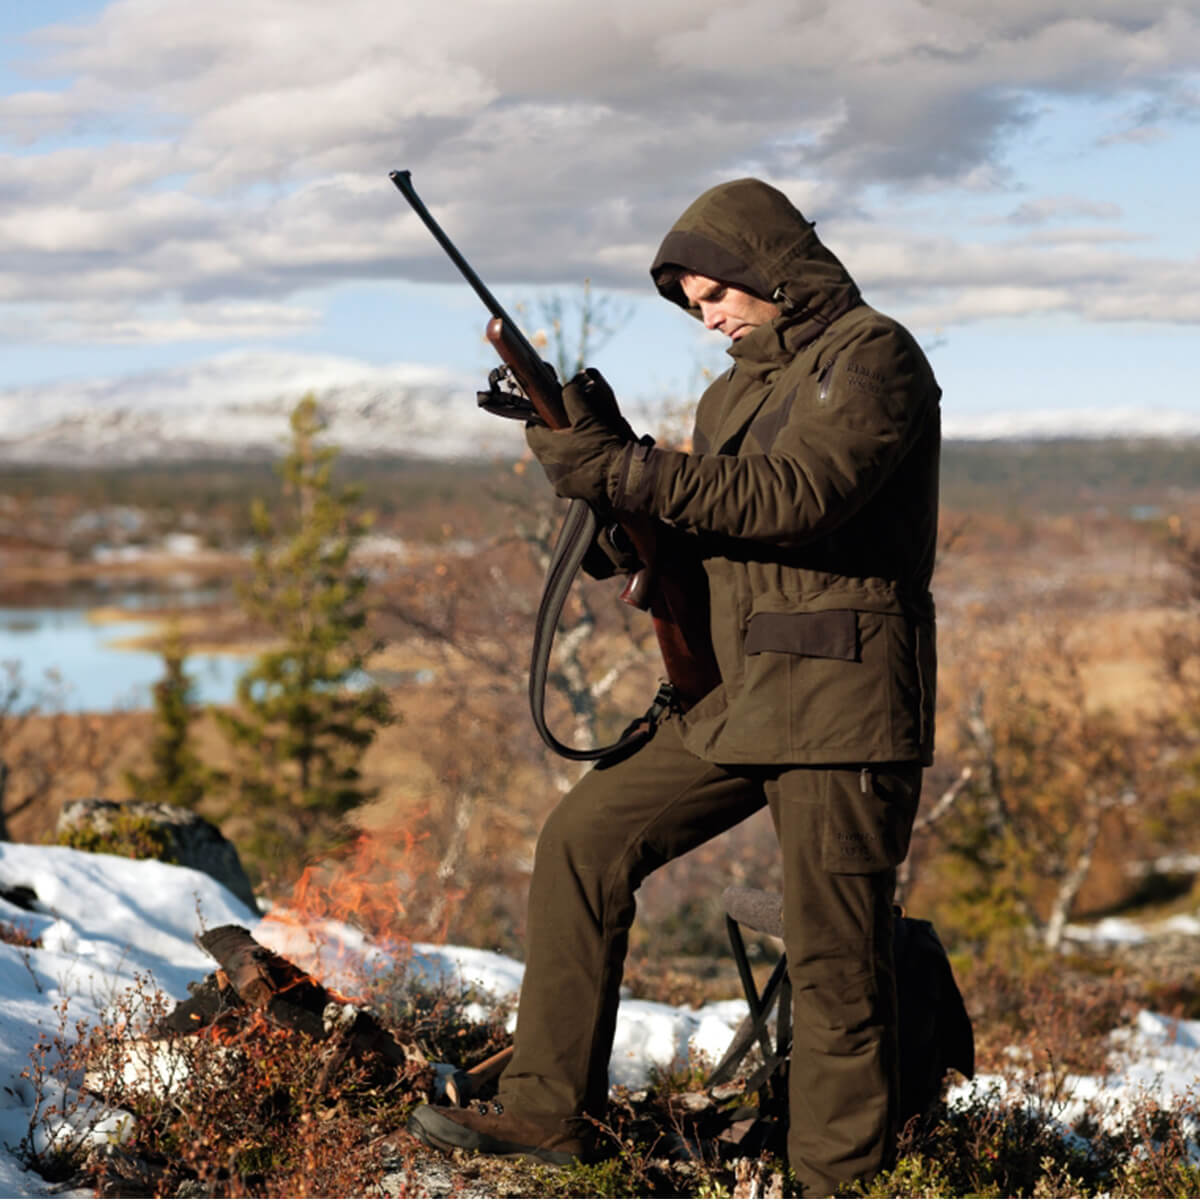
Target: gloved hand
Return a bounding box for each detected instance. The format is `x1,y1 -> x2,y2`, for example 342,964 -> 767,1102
525,368 -> 636,506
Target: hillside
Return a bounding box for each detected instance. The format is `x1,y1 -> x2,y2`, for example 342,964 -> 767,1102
0,437 -> 1197,521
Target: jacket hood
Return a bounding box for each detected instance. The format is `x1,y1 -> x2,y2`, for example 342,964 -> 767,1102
650,178 -> 861,337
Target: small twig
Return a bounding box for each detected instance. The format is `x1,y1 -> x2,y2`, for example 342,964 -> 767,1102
21,949 -> 43,995
914,765 -> 974,834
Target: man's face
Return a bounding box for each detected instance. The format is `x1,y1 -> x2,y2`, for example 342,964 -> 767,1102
679,272 -> 781,342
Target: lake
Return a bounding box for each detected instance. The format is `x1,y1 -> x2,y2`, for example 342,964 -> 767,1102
0,587 -> 242,714
0,581 -> 433,714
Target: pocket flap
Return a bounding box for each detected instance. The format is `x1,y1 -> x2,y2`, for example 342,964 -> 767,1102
745,609 -> 859,660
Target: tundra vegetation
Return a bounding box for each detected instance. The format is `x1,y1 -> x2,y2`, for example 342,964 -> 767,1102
1,388 -> 1200,1194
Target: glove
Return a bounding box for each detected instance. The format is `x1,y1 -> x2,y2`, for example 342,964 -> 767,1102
525,368 -> 636,507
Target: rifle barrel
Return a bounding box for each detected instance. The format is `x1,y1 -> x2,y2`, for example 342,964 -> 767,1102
389,170 -> 543,367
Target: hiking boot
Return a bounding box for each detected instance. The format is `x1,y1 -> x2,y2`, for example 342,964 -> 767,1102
407,1101 -> 585,1166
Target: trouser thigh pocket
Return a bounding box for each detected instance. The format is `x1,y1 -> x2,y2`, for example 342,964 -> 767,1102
820,764 -> 922,874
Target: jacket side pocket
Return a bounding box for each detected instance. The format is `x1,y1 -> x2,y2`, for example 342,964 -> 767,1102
745,609 -> 859,660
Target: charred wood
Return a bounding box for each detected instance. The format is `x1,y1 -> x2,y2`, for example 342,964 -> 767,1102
156,924 -> 425,1077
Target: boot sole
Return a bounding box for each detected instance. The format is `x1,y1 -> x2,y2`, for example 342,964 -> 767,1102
407,1106 -> 580,1167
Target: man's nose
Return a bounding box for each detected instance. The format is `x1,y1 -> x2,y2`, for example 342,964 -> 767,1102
701,304 -> 721,330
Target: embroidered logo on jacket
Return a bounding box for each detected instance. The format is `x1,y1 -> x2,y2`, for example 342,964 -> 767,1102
845,361 -> 886,395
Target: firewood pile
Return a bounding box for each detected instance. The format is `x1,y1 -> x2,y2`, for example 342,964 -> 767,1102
143,925 -> 768,1137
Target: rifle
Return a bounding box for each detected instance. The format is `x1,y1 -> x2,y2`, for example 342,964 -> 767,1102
389,170 -> 720,754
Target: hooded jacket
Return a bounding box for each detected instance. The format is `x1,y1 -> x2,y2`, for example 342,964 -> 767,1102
622,178 -> 941,766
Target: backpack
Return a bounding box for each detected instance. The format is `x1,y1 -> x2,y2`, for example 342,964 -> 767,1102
893,913 -> 975,1124
707,889 -> 974,1147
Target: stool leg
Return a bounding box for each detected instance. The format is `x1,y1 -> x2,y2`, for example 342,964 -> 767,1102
707,923 -> 790,1089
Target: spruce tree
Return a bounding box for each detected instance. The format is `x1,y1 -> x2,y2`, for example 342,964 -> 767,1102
125,624 -> 208,809
217,394 -> 393,865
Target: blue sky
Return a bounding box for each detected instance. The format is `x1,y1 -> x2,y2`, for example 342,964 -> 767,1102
1,1 -> 1198,436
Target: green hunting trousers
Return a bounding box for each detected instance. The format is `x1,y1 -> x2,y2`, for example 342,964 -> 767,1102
497,716 -> 922,1196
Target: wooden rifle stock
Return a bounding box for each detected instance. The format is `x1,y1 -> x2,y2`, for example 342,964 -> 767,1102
393,171 -> 720,710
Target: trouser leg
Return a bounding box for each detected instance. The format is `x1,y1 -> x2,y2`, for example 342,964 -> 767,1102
499,717 -> 763,1122
768,763 -> 921,1198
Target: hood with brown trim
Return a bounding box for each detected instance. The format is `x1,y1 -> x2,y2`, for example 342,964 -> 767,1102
650,178 -> 861,331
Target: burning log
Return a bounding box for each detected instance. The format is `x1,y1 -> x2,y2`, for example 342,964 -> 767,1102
157,924 -> 426,1077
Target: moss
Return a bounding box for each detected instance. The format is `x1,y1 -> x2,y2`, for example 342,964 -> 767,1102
56,812 -> 177,864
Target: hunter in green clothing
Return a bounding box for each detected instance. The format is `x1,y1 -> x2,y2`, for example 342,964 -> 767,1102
409,178 -> 942,1196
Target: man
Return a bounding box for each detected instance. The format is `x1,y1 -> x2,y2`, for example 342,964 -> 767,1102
409,178 -> 941,1195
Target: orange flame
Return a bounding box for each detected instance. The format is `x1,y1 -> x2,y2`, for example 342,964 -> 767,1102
272,828 -> 426,939
258,822 -> 461,993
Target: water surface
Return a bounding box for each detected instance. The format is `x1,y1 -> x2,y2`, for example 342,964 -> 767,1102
0,585 -> 241,713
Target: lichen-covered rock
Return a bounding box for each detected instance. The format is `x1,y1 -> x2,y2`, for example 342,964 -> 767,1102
56,798 -> 257,911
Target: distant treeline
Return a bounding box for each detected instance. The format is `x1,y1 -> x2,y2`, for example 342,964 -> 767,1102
0,456 -> 542,548
0,456 -> 505,514
940,438 -> 1200,513
1,438 -> 1198,522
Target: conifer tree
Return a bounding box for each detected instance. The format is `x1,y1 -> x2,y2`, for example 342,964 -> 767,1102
125,624 -> 208,809
217,394 -> 393,865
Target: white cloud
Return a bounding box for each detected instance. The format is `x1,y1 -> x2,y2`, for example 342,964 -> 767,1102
818,218 -> 1200,329
0,0 -> 1198,344
1002,195 -> 1124,225
0,299 -> 321,345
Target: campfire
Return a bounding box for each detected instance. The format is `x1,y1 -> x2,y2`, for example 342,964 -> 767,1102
64,917 -> 513,1197
86,918 -> 517,1109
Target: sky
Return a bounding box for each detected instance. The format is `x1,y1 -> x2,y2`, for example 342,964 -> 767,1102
2,841 -> 1200,1197
1,1 -> 1199,434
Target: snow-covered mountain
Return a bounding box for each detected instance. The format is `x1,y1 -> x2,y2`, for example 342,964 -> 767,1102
0,350 -> 525,464
942,405 -> 1200,442
0,350 -> 1196,464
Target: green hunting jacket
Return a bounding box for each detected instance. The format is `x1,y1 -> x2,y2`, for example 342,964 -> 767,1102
618,178 -> 941,765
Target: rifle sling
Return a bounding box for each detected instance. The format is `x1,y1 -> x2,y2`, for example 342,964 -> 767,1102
529,499 -> 673,761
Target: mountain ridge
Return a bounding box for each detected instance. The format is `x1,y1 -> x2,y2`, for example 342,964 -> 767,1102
1,350 -> 1196,464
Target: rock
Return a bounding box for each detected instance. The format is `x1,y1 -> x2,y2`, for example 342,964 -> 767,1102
0,883 -> 38,911
56,798 -> 257,911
